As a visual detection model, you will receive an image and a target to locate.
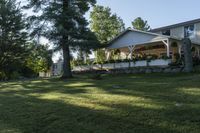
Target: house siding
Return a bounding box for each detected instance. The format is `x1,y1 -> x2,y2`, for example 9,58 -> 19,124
154,22 -> 200,44
194,23 -> 200,43
170,27 -> 184,39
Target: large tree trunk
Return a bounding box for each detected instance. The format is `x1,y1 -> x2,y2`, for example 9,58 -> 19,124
61,41 -> 72,79
182,38 -> 193,72
61,0 -> 72,79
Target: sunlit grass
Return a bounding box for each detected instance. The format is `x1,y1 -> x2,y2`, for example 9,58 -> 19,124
0,73 -> 200,133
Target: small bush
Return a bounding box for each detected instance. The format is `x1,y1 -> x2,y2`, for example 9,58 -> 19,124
193,56 -> 200,66
9,71 -> 20,80
20,66 -> 38,78
160,55 -> 171,60
0,71 -> 7,81
121,59 -> 130,62
169,62 -> 182,67
194,66 -> 200,72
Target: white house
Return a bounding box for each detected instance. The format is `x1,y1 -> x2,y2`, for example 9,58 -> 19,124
106,18 -> 200,65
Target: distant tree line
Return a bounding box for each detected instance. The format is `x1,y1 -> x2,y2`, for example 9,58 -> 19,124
0,0 -> 53,80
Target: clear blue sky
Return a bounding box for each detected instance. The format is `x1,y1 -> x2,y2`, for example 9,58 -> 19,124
87,0 -> 200,29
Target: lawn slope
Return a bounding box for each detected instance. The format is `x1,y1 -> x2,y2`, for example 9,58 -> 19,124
0,73 -> 200,133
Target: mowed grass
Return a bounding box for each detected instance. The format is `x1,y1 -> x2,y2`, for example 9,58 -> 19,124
0,73 -> 200,133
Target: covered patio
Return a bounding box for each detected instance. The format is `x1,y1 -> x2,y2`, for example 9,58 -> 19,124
73,29 -> 200,72
106,29 -> 183,64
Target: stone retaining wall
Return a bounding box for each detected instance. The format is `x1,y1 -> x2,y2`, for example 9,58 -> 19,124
109,67 -> 184,74
73,59 -> 172,71
73,66 -> 184,74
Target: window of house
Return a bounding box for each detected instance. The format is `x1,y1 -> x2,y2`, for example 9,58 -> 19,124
184,25 -> 195,38
162,30 -> 171,36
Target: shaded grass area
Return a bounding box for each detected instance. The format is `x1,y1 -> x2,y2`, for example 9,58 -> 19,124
0,73 -> 200,133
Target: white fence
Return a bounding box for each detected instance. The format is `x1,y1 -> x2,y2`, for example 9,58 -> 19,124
73,59 -> 172,71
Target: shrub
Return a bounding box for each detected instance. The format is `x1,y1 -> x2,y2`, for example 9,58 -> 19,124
151,54 -> 158,60
160,55 -> 171,60
108,60 -> 115,63
20,66 -> 38,78
0,71 -> 7,81
174,53 -> 180,60
193,56 -> 200,66
121,59 -> 130,62
194,65 -> 200,72
169,62 -> 182,67
9,71 -> 20,80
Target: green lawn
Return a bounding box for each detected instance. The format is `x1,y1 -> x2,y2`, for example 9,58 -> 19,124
0,73 -> 200,133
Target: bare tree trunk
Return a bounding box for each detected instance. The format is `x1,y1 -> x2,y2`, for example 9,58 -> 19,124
182,38 -> 193,72
61,41 -> 72,78
61,0 -> 72,79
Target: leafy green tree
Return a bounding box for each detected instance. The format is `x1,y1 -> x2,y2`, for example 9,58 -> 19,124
90,5 -> 125,63
25,43 -> 53,74
132,17 -> 150,31
90,5 -> 125,44
25,0 -> 98,79
94,50 -> 106,64
0,0 -> 27,79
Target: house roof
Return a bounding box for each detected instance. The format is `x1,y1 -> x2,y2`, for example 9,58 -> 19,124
107,28 -> 171,46
150,18 -> 200,32
107,29 -> 174,49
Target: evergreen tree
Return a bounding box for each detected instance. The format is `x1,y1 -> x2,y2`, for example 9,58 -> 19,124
0,0 -> 27,79
25,0 -> 98,79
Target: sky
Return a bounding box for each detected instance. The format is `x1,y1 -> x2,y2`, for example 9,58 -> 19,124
92,0 -> 200,29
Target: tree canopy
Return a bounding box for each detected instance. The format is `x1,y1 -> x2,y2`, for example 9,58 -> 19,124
132,17 -> 150,31
90,5 -> 125,44
25,43 -> 53,74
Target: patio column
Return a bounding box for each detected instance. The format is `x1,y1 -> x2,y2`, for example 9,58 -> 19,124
128,45 -> 135,60
162,39 -> 170,57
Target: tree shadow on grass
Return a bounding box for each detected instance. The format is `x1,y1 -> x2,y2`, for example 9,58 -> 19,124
94,73 -> 200,102
0,73 -> 200,133
74,73 -> 200,132
0,91 -> 185,133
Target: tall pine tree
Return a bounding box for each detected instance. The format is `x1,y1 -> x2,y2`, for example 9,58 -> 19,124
0,0 -> 27,79
25,0 -> 98,79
